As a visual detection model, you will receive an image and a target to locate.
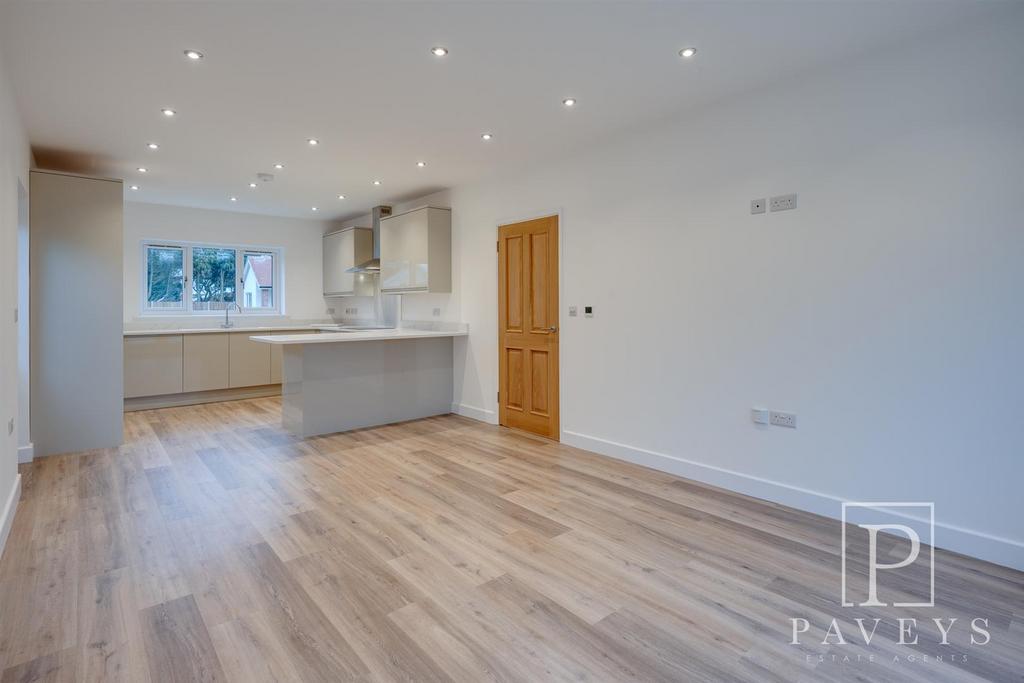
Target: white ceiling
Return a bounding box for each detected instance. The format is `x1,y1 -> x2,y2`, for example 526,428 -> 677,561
0,1 -> 989,221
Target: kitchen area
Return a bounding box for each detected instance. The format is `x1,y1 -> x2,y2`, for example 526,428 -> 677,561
122,202 -> 465,436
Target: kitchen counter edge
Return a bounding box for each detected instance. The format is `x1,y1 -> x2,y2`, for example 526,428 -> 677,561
124,324 -> 327,337
250,328 -> 468,345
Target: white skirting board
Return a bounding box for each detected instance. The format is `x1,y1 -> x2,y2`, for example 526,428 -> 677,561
451,403 -> 498,424
17,444 -> 33,464
0,474 -> 22,562
560,430 -> 1024,572
449,405 -> 1024,571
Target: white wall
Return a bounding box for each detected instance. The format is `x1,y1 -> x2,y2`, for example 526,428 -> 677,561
440,9 -> 1024,568
124,202 -> 335,328
0,47 -> 32,553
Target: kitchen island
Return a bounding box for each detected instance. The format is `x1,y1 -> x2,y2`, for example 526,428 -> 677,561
250,326 -> 468,437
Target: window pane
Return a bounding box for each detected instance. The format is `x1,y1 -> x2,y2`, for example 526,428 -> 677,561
192,247 -> 237,310
242,252 -> 275,309
146,246 -> 184,309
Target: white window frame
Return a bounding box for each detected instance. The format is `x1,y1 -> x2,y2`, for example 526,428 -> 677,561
141,243 -> 187,313
141,239 -> 285,316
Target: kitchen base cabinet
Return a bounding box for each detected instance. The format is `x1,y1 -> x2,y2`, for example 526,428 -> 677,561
271,330 -> 315,383
271,338 -> 284,384
124,335 -> 183,398
125,329 -> 319,409
230,332 -> 271,387
183,333 -> 230,392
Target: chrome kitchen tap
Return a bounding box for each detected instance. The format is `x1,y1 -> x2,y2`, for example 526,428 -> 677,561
221,302 -> 242,328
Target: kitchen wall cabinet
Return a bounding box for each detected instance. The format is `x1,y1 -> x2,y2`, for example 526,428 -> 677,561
380,206 -> 451,293
229,332 -> 271,387
183,333 -> 230,392
124,335 -> 183,398
323,227 -> 374,297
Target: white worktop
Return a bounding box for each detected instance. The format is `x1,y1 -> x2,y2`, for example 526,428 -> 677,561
251,325 -> 468,345
124,324 -> 326,337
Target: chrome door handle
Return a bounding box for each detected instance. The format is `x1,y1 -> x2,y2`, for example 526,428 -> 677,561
548,326 -> 558,333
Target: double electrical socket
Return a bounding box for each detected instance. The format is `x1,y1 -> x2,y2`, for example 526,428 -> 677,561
770,194 -> 797,212
752,408 -> 797,429
770,410 -> 797,428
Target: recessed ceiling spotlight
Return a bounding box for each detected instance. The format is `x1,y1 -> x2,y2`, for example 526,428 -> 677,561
274,163 -> 284,169
338,194 -> 346,200
679,47 -> 697,58
249,182 -> 257,188
184,49 -> 204,60
307,138 -> 319,146
431,46 -> 448,57
137,167 -> 148,173
147,142 -> 159,150
129,185 -> 139,191
311,206 -> 318,211
161,108 -> 176,117
373,180 -> 381,186
562,97 -> 577,107
230,196 -> 237,202
416,161 -> 426,168
481,132 -> 493,141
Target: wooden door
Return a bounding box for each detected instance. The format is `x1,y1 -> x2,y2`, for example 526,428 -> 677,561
498,215 -> 559,439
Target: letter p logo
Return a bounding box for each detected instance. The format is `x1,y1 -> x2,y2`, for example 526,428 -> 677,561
841,503 -> 934,608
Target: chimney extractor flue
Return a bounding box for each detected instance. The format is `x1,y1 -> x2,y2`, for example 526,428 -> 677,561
347,204 -> 391,273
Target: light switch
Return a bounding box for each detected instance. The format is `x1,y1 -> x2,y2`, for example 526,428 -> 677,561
584,306 -> 593,318
569,306 -> 578,317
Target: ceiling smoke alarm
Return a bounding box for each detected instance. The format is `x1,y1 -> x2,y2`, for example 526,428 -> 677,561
256,173 -> 274,183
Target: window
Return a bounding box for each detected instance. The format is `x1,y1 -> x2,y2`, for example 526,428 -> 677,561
242,251 -> 276,311
142,241 -> 283,315
191,246 -> 237,311
145,245 -> 185,311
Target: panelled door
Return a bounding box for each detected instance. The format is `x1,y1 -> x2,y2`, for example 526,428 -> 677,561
498,215 -> 559,439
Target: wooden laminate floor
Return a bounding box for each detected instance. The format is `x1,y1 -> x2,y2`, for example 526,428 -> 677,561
0,397 -> 1021,682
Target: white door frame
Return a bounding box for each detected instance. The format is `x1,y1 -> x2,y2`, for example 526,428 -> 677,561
16,178 -> 32,462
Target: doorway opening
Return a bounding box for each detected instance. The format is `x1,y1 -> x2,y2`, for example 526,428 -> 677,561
16,179 -> 31,462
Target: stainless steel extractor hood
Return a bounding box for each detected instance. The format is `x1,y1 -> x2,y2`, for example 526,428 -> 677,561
348,258 -> 380,273
347,204 -> 391,273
